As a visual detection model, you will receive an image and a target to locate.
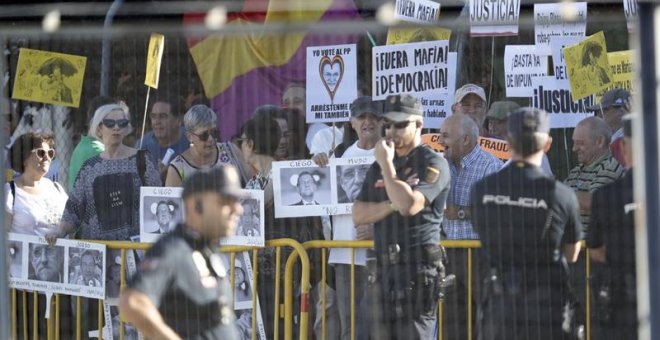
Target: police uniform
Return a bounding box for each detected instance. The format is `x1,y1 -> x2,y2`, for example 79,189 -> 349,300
127,223 -> 238,339
357,143 -> 450,340
471,161 -> 583,340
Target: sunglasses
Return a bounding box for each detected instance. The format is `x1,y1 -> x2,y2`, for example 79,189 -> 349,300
102,118 -> 130,129
192,128 -> 219,142
32,148 -> 55,159
383,120 -> 415,130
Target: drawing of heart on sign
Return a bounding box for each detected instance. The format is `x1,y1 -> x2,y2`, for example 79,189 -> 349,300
319,55 -> 344,102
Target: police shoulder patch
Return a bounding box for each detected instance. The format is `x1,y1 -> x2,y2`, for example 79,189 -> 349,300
426,166 -> 440,183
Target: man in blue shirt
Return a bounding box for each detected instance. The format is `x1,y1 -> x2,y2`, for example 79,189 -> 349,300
135,93 -> 190,165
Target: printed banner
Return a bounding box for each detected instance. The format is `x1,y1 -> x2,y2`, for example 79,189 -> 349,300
145,33 -> 165,89
420,51 -> 457,129
550,37 -> 583,86
372,40 -> 450,100
140,187 -> 184,243
469,0 -> 521,37
531,76 -> 594,128
386,27 -> 451,45
534,2 -> 587,55
221,190 -> 266,247
595,50 -> 635,102
563,32 -> 613,100
12,48 -> 87,108
306,44 -> 358,123
623,0 -> 638,33
8,233 -> 106,299
504,45 -> 548,97
422,134 -> 510,160
394,0 -> 440,24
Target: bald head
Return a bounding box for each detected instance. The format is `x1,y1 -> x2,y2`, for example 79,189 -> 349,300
439,114 -> 479,164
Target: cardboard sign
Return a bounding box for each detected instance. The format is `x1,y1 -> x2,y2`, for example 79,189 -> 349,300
386,27 -> 451,45
422,134 -> 511,160
534,2 -> 587,55
306,44 -> 358,123
623,0 -> 638,33
563,32 -> 613,100
531,76 -> 594,128
372,40 -> 450,100
421,51 -> 457,129
12,48 -> 87,108
504,45 -> 548,97
394,0 -> 440,24
145,33 -> 165,89
595,50 -> 635,103
550,37 -> 583,86
469,0 -> 521,37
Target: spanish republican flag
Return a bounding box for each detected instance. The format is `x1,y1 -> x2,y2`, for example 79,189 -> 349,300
184,0 -> 360,139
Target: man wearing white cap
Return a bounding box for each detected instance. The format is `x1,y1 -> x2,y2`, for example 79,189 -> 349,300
451,83 -> 488,135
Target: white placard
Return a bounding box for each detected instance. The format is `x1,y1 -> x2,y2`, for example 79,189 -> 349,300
469,0 -> 521,37
8,233 -> 106,299
372,40 -> 450,100
103,303 -> 140,340
220,190 -> 265,247
394,0 -> 441,24
550,37 -> 583,86
306,44 -> 358,123
420,51 -> 457,129
332,156 -> 376,215
531,76 -> 595,128
140,187 -> 184,243
623,0 -> 638,33
534,2 -> 587,55
504,45 -> 548,97
273,159 -> 334,218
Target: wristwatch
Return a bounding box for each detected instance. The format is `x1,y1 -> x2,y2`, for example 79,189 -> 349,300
457,207 -> 466,220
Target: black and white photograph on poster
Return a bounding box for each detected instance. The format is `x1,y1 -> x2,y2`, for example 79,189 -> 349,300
235,307 -> 267,340
221,190 -> 265,247
220,252 -> 255,309
272,160 -> 333,218
7,233 -> 107,299
332,156 -> 375,215
306,43 -> 358,123
105,249 -> 123,302
101,303 -> 139,340
140,186 -> 184,243
8,240 -> 24,279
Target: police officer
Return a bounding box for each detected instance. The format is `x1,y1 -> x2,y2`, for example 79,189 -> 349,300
119,166 -> 243,340
471,107 -> 583,339
353,94 -> 451,339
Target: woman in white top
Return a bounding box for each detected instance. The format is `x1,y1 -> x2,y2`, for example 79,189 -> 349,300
165,104 -> 250,186
5,132 -> 67,236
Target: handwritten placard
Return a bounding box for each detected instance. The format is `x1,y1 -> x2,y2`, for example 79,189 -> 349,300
534,2 -> 587,55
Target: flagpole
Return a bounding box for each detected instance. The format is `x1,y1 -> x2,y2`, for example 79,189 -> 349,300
139,87 -> 150,150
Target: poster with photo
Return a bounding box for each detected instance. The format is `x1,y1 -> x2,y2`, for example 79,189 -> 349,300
273,160 -> 333,218
221,190 -> 265,247
101,303 -> 140,340
140,186 -> 184,243
8,233 -> 106,299
331,156 -> 375,215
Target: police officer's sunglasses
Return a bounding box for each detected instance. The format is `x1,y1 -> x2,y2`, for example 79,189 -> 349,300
383,120 -> 415,130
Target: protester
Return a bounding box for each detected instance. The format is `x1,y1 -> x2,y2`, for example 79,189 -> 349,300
165,104 -> 250,187
451,84 -> 489,135
586,88 -> 631,167
120,166 -> 243,339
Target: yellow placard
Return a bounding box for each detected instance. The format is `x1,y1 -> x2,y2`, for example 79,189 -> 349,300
563,31 -> 613,101
595,50 -> 634,102
145,33 -> 165,89
422,133 -> 511,160
386,27 -> 451,45
12,48 -> 86,108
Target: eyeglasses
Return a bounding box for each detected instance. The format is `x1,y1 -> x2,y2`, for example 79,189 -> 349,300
102,118 -> 130,129
383,120 -> 415,130
32,148 -> 55,160
191,128 -> 219,142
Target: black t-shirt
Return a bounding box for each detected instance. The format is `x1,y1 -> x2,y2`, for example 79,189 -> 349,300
471,162 -> 583,286
356,144 -> 450,254
127,224 -> 238,340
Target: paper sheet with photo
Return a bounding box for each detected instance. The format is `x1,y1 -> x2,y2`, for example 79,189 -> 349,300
140,186 -> 184,243
563,31 -> 613,100
469,0 -> 521,37
101,303 -> 141,340
273,160 -> 334,218
330,156 -> 376,215
8,233 -> 106,299
144,33 -> 165,89
221,190 -> 265,247
534,2 -> 587,55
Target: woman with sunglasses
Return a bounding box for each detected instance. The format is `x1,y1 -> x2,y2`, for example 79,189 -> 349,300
54,104 -> 161,242
5,132 -> 67,236
165,104 -> 250,186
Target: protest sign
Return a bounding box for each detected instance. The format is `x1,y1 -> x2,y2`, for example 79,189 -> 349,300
420,51 -> 456,129
145,33 -> 165,89
332,156 -> 376,215
504,45 -> 548,97
531,76 -> 594,128
372,40 -> 450,100
386,27 -> 451,45
564,32 -> 613,100
8,233 -> 106,300
624,0 -> 638,33
469,0 -> 521,37
12,48 -> 86,108
595,50 -> 635,102
550,37 -> 583,86
534,2 -> 587,55
306,44 -> 358,123
140,186 -> 184,243
422,134 -> 511,160
394,0 -> 440,24
273,159 -> 333,217
221,190 -> 266,247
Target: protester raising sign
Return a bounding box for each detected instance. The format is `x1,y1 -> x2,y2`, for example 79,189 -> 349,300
504,45 -> 548,97
531,76 -> 594,128
394,0 -> 440,24
469,0 -> 521,37
563,32 -> 613,100
534,2 -> 587,55
372,40 -> 450,100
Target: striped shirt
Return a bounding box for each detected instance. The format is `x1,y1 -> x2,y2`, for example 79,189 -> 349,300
564,151 -> 624,231
444,145 -> 503,240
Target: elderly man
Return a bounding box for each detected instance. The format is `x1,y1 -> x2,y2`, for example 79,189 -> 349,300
135,93 -> 190,164
587,88 -> 631,167
29,244 -> 64,282
451,84 -> 489,135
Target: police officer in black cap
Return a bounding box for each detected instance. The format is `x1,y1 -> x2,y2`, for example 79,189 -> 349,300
471,107 -> 583,339
119,165 -> 243,340
353,94 -> 451,339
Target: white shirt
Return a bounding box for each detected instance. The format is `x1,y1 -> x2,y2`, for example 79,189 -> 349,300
5,178 -> 68,236
310,125 -> 344,155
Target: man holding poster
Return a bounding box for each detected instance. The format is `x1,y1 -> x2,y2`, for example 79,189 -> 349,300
353,94 -> 451,339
